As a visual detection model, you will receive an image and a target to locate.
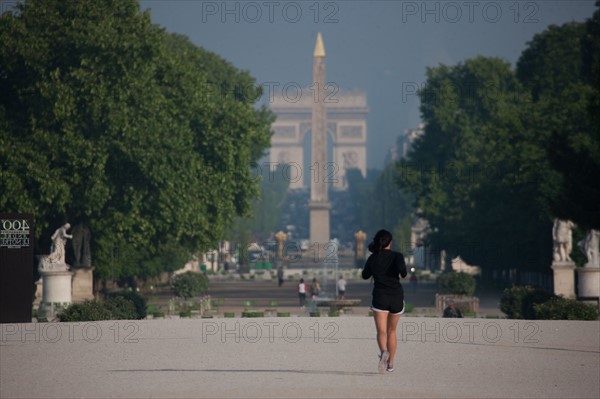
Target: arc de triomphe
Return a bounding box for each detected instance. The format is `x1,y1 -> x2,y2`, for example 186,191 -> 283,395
269,89 -> 368,190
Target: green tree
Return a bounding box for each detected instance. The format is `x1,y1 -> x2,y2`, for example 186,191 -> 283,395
402,4 -> 599,279
171,271 -> 208,299
403,56 -> 552,275
437,272 -> 476,296
0,0 -> 272,281
517,8 -> 600,230
249,164 -> 290,241
347,165 -> 414,252
228,164 -> 289,264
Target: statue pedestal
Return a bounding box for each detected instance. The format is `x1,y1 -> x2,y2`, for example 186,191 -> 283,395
33,279 -> 43,308
577,267 -> 600,299
38,269 -> 73,321
551,262 -> 576,299
72,267 -> 95,302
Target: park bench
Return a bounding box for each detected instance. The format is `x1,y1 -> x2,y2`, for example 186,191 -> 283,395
435,294 -> 479,314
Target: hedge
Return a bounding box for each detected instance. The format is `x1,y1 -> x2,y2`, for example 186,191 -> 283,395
58,297 -> 137,322
500,286 -> 554,319
534,297 -> 599,320
500,285 -> 599,320
108,291 -> 147,319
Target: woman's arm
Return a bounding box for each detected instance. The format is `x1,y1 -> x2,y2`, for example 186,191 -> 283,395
361,256 -> 373,279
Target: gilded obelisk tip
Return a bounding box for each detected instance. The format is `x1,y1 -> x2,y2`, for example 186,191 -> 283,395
314,32 -> 325,57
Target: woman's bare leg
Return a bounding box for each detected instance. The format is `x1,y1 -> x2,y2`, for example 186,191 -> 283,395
386,313 -> 401,367
373,311 -> 389,354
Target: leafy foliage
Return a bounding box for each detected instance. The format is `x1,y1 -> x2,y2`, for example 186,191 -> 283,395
402,56 -> 550,273
400,5 -> 599,277
534,297 -> 599,320
0,0 -> 272,281
347,166 -> 414,252
171,271 -> 208,299
437,272 -> 476,296
107,291 -> 147,319
233,164 -> 290,243
500,286 -> 554,319
58,297 -> 137,321
501,285 -> 598,320
518,16 -> 600,230
58,300 -> 113,322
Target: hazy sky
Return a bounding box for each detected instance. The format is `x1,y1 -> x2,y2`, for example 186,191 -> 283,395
140,0 -> 596,169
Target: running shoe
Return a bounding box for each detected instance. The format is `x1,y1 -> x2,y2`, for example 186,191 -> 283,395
378,351 -> 389,373
387,364 -> 394,372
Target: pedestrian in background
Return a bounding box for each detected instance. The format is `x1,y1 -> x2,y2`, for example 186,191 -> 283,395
298,278 -> 307,308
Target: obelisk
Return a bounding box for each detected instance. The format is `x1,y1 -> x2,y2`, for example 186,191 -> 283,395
308,32 -> 331,250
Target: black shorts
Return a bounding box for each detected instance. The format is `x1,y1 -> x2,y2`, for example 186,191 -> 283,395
371,290 -> 405,314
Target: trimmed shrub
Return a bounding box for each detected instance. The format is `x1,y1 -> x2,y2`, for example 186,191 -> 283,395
103,296 -> 138,320
500,286 -> 554,319
109,291 -> 147,319
534,297 -> 599,320
437,272 -> 476,296
172,271 -> 208,299
242,311 -> 264,318
58,297 -> 138,322
59,300 -> 114,322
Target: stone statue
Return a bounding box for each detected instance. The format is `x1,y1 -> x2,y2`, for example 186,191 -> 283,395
552,219 -> 575,262
39,223 -> 72,271
71,222 -> 92,268
583,229 -> 600,268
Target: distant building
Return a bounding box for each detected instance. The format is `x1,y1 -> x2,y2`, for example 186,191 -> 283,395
269,88 -> 369,191
385,123 -> 425,164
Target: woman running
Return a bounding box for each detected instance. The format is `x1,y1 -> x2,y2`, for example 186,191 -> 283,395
362,229 -> 407,372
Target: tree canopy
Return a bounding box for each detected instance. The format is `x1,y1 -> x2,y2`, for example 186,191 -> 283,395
0,0 -> 273,281
402,56 -> 548,272
517,14 -> 600,230
230,163 -> 290,251
400,4 -> 599,276
346,166 -> 413,252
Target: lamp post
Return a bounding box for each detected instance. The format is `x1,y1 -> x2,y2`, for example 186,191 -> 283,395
354,230 -> 367,268
275,231 -> 287,261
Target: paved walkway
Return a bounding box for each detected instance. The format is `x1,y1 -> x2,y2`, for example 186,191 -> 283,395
1,317 -> 598,398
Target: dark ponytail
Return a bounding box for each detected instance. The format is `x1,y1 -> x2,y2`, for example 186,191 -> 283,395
368,229 -> 393,253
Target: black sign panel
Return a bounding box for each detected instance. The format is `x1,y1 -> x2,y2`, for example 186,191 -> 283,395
0,213 -> 34,323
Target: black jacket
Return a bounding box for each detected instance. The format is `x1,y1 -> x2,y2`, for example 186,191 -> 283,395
362,250 -> 408,293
